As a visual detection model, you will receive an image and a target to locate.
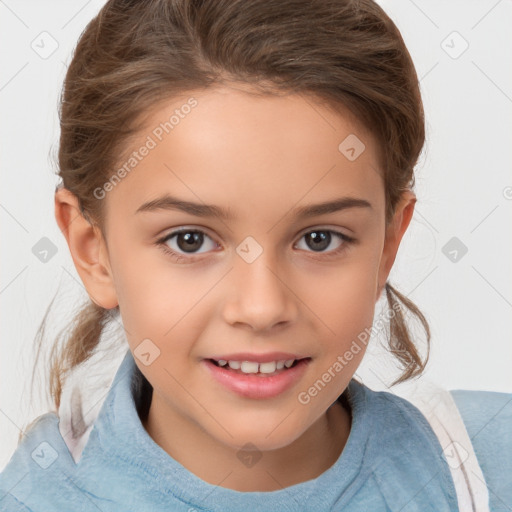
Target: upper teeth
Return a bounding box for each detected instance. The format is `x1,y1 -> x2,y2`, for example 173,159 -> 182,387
216,359 -> 296,373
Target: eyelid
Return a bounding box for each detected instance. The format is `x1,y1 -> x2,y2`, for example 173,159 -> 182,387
158,225 -> 217,241
295,224 -> 353,239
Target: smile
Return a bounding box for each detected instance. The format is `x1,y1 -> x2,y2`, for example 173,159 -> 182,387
203,357 -> 312,399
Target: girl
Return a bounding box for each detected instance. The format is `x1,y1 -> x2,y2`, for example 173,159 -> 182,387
1,0 -> 510,511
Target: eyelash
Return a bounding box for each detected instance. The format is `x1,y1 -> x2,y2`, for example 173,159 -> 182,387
156,228 -> 356,263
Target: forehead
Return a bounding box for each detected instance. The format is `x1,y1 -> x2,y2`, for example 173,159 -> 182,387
104,85 -> 384,224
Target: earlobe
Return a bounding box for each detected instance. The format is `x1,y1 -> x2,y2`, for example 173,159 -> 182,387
54,187 -> 118,309
376,190 -> 416,300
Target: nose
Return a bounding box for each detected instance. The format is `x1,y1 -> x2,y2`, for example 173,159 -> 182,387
222,250 -> 298,332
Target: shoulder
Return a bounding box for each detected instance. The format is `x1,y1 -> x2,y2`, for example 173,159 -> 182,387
361,383 -> 441,436
449,388 -> 512,438
347,382 -> 461,508
450,388 -> 512,507
348,380 -> 457,466
0,412 -> 77,511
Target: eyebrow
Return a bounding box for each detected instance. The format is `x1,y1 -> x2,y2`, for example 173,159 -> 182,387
135,194 -> 372,220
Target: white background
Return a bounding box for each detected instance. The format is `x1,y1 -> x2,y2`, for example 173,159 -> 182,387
1,0 -> 511,470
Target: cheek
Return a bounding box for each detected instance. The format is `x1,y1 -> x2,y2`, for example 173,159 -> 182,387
111,258 -> 213,362
108,235 -> 190,318
304,256 -> 379,334
107,240 -> 169,338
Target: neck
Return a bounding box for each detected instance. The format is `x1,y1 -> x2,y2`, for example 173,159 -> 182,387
142,394 -> 351,492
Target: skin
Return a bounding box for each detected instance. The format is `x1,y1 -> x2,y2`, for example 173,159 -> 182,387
55,84 -> 415,492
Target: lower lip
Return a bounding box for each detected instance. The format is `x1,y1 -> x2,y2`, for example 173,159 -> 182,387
203,358 -> 311,399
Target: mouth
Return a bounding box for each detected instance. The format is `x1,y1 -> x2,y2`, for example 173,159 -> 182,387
202,356 -> 312,399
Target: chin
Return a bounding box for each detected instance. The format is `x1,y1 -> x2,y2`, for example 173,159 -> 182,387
210,420 -> 303,452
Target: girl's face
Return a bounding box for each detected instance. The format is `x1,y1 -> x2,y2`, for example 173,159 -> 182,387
76,85 -> 414,453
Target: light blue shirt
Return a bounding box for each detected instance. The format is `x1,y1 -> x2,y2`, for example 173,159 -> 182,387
1,349 -> 510,511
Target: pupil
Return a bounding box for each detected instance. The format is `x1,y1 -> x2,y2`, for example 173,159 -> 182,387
307,231 -> 330,251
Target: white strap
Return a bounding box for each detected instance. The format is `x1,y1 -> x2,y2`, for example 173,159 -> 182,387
58,384 -> 97,464
57,349 -> 128,463
395,379 -> 490,512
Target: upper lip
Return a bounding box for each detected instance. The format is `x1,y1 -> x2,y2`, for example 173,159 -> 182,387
206,352 -> 310,363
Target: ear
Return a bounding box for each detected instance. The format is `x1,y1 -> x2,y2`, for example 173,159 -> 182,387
54,187 -> 118,309
376,190 -> 416,301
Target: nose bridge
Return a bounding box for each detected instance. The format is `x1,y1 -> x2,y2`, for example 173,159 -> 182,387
235,237 -> 284,298
224,236 -> 296,329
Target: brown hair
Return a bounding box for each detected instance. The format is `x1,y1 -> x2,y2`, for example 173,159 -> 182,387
27,0 -> 430,440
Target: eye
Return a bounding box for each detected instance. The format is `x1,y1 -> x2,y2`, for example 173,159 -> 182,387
294,229 -> 355,257
156,227 -> 356,263
156,228 -> 218,262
